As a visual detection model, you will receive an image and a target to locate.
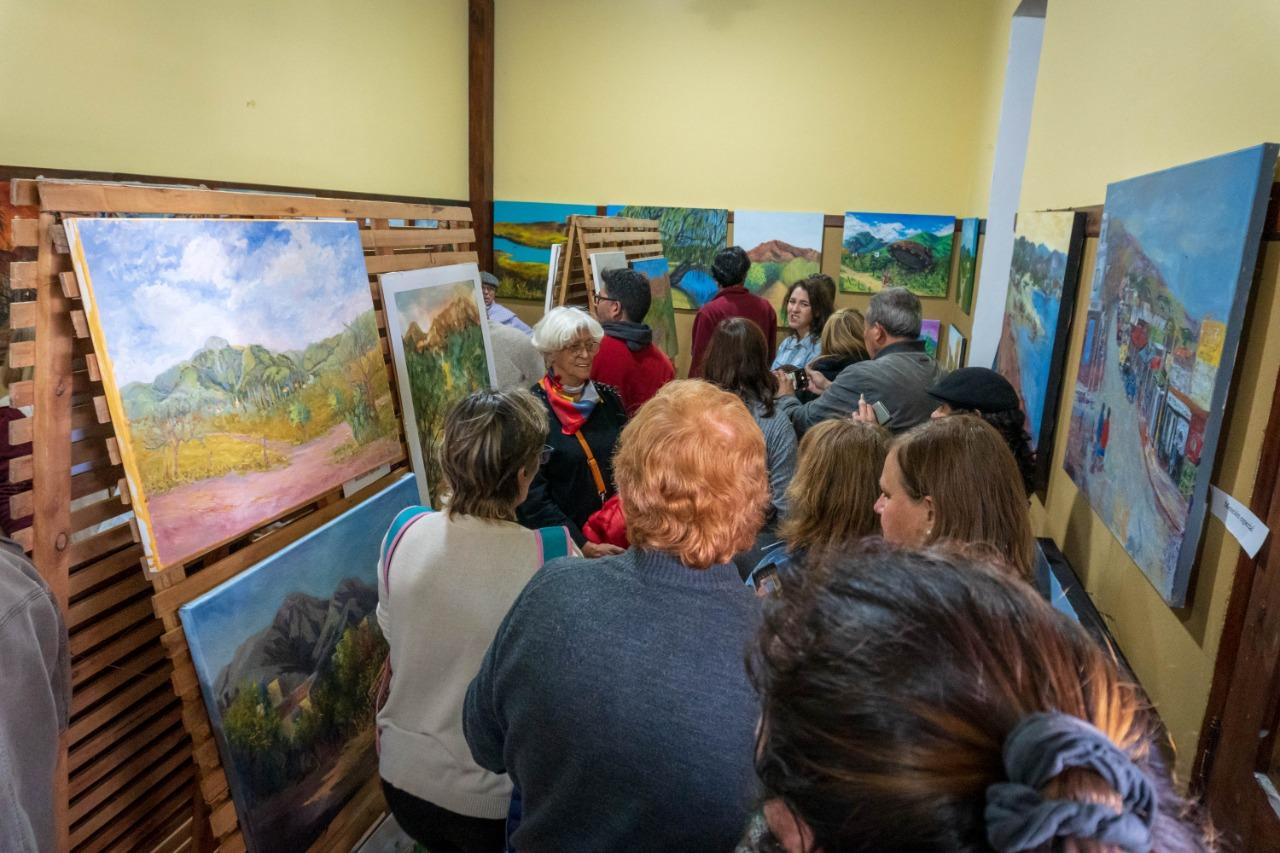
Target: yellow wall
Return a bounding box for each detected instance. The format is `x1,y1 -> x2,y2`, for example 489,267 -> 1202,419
0,0 -> 467,198
1022,0 -> 1280,779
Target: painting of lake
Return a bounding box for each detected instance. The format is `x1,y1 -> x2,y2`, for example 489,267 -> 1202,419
839,212 -> 955,297
494,201 -> 595,301
181,474 -> 417,853
607,205 -> 727,309
65,218 -> 402,572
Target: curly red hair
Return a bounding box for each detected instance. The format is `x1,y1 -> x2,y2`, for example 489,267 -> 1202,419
614,380 -> 768,568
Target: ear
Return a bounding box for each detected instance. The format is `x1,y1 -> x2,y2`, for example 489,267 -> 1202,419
922,494 -> 935,524
763,799 -> 817,853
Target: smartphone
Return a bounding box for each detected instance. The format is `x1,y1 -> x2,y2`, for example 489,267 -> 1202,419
872,400 -> 892,425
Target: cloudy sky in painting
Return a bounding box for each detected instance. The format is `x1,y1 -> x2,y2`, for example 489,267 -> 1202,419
69,218 -> 373,386
733,210 -> 825,253
843,212 -> 955,244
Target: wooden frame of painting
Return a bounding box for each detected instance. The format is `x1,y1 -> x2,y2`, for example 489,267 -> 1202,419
994,210 -> 1087,495
1062,143 -> 1279,606
380,263 -> 497,507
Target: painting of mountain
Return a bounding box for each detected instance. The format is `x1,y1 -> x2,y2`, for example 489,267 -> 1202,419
957,218 -> 980,314
1063,144 -> 1277,606
994,211 -> 1085,494
629,256 -> 679,359
494,201 -> 595,301
65,218 -> 402,572
920,319 -> 941,358
607,205 -> 728,309
839,212 -> 956,297
181,474 -> 417,853
733,210 -> 824,318
381,264 -> 496,506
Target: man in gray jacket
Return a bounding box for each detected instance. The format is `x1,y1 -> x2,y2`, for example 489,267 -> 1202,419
775,287 -> 945,434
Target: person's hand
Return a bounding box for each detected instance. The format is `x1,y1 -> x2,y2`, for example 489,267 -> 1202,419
582,541 -> 625,559
773,369 -> 796,397
852,394 -> 878,424
805,367 -> 831,395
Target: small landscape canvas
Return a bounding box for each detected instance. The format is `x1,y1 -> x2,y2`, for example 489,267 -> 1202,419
919,319 -> 941,358
957,217 -> 980,314
180,474 -> 417,853
945,324 -> 967,370
1063,143 -> 1278,606
381,264 -> 496,508
607,205 -> 728,309
840,212 -> 955,297
994,210 -> 1086,492
544,242 -> 563,314
629,256 -> 679,359
589,250 -> 628,296
494,201 -> 595,302
732,210 -> 824,320
65,218 -> 402,572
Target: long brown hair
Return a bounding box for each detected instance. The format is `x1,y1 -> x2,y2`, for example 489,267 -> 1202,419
750,541 -> 1211,852
779,420 -> 889,555
893,415 -> 1035,579
700,317 -> 778,417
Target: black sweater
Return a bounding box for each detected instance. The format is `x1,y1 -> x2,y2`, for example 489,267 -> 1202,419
516,382 -> 627,546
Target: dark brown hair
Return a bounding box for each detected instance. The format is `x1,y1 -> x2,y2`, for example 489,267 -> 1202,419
893,415 -> 1035,579
783,276 -> 835,342
701,317 -> 778,417
440,388 -> 547,520
751,541 -> 1212,852
779,420 -> 888,556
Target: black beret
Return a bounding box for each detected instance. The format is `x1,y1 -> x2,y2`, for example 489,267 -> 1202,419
927,367 -> 1021,414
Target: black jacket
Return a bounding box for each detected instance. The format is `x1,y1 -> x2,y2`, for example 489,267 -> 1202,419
517,382 -> 628,545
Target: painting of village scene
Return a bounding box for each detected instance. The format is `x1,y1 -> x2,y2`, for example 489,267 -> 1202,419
65,218 -> 402,571
382,265 -> 496,507
493,201 -> 595,301
607,205 -> 728,309
839,212 -> 955,297
957,217 -> 980,314
732,210 -> 824,321
994,210 -> 1085,492
629,256 -> 679,358
1063,144 -> 1277,605
180,474 -> 417,853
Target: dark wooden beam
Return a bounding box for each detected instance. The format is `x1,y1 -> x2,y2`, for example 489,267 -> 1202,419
469,0 -> 495,273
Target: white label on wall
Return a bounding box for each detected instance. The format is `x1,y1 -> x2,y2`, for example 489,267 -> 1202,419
1210,485 -> 1269,559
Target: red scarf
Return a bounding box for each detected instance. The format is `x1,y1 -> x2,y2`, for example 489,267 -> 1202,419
540,372 -> 597,435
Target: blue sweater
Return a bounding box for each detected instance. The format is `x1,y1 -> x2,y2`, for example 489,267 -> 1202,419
464,548 -> 762,852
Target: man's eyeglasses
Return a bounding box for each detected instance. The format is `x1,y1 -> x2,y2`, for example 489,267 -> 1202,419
594,290 -> 619,304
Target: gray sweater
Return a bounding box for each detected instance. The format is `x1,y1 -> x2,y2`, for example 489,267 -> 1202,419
777,339 -> 946,434
463,548 -> 761,852
749,399 -> 797,520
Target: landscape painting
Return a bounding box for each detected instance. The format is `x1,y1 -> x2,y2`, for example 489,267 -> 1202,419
65,218 -> 402,572
493,201 -> 595,302
994,210 -> 1086,493
957,217 -> 980,314
920,319 -> 941,358
181,474 -> 417,853
381,264 -> 496,507
945,324 -> 967,370
732,210 -> 824,320
629,256 -> 679,358
1063,143 -> 1277,606
840,212 -> 955,297
607,205 -> 728,309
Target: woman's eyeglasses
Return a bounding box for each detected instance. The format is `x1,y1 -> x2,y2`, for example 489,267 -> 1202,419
562,339 -> 601,355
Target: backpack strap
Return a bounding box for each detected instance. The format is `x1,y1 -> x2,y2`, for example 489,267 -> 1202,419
380,505 -> 434,588
534,525 -> 573,565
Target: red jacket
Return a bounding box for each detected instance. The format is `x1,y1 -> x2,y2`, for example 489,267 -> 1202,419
689,285 -> 778,376
590,332 -> 675,417
583,494 -> 629,548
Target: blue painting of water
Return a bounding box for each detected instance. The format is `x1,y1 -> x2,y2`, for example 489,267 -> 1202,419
677,268 -> 718,307
493,236 -> 545,264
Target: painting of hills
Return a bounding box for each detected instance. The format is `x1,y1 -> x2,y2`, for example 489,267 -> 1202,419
607,205 -> 728,309
1063,144 -> 1277,606
381,264 -> 496,506
494,201 -> 595,301
994,211 -> 1085,494
65,218 -> 402,572
920,319 -> 941,358
629,256 -> 679,359
839,212 -> 955,297
957,217 -> 980,314
181,474 -> 417,853
733,210 -> 824,321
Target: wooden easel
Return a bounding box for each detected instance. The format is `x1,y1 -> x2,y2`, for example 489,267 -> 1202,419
554,215 -> 662,310
12,178 -> 477,852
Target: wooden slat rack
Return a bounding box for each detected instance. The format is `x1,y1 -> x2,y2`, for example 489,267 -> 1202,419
554,215 -> 662,311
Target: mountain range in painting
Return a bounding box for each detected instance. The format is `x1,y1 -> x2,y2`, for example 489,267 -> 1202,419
839,213 -> 954,297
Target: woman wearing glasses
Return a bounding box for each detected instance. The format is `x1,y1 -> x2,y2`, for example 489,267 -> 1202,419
377,388 -> 580,852
517,306 -> 629,557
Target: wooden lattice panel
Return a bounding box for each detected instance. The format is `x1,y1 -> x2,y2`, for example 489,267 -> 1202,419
556,215 -> 663,310
16,178 -> 477,852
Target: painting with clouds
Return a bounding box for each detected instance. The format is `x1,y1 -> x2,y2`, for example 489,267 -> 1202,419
66,218 -> 402,571
839,212 -> 955,297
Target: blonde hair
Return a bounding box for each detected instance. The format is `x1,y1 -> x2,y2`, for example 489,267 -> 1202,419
530,306 -> 604,355
613,380 -> 768,568
892,415 -> 1035,579
820,309 -> 869,360
440,388 -> 548,521
779,420 -> 889,555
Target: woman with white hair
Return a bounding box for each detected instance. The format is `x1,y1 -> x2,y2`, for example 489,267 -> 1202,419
517,307 -> 628,557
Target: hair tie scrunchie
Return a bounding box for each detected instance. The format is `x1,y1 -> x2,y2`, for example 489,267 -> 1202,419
985,711 -> 1157,853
